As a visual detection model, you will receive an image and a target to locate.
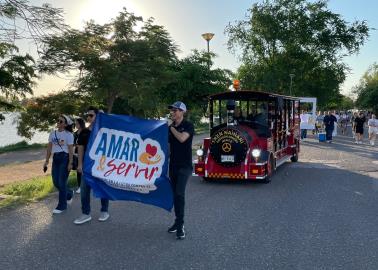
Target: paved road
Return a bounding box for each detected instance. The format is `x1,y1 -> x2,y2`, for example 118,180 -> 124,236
1,134 -> 378,269
0,148 -> 46,166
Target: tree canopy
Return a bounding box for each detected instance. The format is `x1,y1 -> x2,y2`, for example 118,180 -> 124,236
225,0 -> 369,108
0,0 -> 67,120
0,0 -> 66,43
38,9 -> 178,113
16,9 -> 232,138
355,63 -> 378,113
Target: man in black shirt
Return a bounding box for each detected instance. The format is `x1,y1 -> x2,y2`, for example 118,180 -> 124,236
323,111 -> 337,143
74,106 -> 110,225
167,101 -> 194,240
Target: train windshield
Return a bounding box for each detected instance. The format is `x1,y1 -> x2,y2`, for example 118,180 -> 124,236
211,99 -> 269,136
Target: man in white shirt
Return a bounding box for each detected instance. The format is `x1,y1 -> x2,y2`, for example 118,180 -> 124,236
368,114 -> 378,146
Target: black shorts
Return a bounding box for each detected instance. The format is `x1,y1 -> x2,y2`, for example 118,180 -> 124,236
356,127 -> 364,134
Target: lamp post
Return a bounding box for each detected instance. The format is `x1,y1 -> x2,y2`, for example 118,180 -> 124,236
202,32 -> 214,68
289,73 -> 295,96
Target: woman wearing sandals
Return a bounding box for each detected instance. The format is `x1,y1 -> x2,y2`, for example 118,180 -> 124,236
43,115 -> 74,214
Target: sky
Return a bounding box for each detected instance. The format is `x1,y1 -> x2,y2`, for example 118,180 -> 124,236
26,0 -> 378,97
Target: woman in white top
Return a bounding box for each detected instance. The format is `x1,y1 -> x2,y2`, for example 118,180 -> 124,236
368,114 -> 378,146
43,115 -> 74,214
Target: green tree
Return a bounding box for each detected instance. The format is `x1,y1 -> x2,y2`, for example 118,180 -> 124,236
355,63 -> 378,113
0,42 -> 37,120
159,50 -> 233,123
226,0 -> 369,108
17,90 -> 98,139
39,9 -> 178,114
0,0 -> 67,120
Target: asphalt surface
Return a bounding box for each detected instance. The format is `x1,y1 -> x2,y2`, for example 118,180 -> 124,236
1,132 -> 378,270
0,149 -> 46,166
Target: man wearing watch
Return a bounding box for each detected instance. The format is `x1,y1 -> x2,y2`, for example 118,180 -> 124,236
166,101 -> 194,240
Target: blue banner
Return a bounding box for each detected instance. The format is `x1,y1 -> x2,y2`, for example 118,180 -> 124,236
83,113 -> 173,211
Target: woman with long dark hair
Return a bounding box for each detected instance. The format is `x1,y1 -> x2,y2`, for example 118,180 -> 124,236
43,114 -> 74,214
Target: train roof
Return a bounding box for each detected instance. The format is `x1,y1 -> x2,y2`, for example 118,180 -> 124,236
209,90 -> 299,101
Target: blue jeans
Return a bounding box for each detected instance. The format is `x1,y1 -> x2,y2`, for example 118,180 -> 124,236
80,176 -> 109,215
169,166 -> 192,227
326,127 -> 334,141
301,129 -> 307,139
51,152 -> 73,210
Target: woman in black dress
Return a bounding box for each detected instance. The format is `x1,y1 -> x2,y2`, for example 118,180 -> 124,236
354,112 -> 366,144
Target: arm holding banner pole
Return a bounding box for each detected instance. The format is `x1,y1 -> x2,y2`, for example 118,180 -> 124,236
170,126 -> 190,143
68,144 -> 73,172
77,145 -> 84,174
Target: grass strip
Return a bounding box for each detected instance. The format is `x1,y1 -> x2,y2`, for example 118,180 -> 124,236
0,173 -> 78,209
0,141 -> 47,154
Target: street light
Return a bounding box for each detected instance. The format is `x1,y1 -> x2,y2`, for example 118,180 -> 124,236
202,32 -> 214,68
289,73 -> 295,96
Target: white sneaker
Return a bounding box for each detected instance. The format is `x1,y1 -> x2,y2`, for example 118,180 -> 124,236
75,187 -> 81,194
52,208 -> 64,214
67,196 -> 73,205
98,212 -> 110,222
74,214 -> 92,225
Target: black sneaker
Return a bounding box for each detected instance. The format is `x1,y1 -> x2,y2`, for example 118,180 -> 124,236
167,223 -> 178,233
176,226 -> 185,240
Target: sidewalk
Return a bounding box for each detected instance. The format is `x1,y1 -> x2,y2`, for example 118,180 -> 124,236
0,133 -> 210,186
0,149 -> 47,186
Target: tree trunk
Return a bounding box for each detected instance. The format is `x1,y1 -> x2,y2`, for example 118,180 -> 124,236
107,93 -> 117,113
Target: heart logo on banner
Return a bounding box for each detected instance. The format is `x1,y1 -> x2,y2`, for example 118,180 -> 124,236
146,144 -> 157,157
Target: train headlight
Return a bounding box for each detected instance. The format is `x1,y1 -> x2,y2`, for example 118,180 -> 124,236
196,149 -> 204,157
251,149 -> 261,158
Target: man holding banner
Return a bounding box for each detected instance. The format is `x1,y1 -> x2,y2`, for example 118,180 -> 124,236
74,105 -> 174,227
167,101 -> 194,240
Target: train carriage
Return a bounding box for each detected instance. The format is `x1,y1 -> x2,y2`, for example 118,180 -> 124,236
193,90 -> 300,183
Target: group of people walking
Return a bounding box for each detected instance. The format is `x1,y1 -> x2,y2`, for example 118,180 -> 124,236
43,101 -> 193,240
43,107 -> 110,220
313,110 -> 378,145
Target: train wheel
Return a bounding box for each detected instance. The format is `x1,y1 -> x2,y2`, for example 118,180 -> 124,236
291,140 -> 299,162
290,151 -> 298,162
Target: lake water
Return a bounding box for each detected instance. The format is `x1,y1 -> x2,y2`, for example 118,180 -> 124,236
0,112 -> 49,147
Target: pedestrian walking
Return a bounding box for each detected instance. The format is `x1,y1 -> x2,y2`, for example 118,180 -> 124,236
43,114 -> 74,214
332,110 -> 339,137
351,112 -> 358,139
74,107 -> 110,225
73,117 -> 86,193
167,101 -> 194,240
300,110 -> 309,140
323,111 -> 337,143
354,112 -> 366,144
339,112 -> 348,135
368,114 -> 378,146
315,111 -> 324,134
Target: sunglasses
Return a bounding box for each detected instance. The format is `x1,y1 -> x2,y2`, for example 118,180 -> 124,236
57,119 -> 65,124
170,109 -> 179,113
86,113 -> 95,118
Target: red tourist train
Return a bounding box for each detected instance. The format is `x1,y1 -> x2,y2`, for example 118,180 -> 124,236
193,89 -> 300,183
